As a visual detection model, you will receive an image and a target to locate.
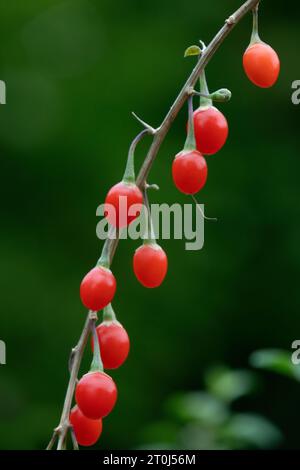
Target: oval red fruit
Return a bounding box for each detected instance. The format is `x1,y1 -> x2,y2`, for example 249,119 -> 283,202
243,42 -> 280,88
80,266 -> 116,311
70,405 -> 102,447
172,150 -> 207,195
104,181 -> 143,228
76,371 -> 117,420
92,322 -> 130,369
133,243 -> 168,288
193,107 -> 228,156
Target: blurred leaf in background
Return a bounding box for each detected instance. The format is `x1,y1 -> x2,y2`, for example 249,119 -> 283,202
139,364 -> 282,450
250,349 -> 300,381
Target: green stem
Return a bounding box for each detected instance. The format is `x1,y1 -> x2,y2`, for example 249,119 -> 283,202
250,3 -> 261,44
96,238 -> 111,268
123,129 -> 149,184
90,323 -> 104,373
199,70 -> 212,109
103,303 -> 117,322
183,96 -> 196,152
143,188 -> 156,245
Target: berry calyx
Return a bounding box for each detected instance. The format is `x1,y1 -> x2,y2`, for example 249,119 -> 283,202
104,130 -> 147,228
133,243 -> 168,288
75,371 -> 117,420
80,266 -> 116,311
92,306 -> 130,369
70,406 -> 102,447
243,4 -> 280,88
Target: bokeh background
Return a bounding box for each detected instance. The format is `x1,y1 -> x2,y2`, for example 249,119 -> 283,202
0,0 -> 300,450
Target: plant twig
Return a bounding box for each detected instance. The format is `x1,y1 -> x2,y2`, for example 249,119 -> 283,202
48,0 -> 260,449
47,311 -> 98,449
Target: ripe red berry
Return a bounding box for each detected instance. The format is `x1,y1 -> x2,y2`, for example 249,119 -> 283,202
104,181 -> 143,228
70,405 -> 102,447
133,243 -> 168,288
172,150 -> 207,195
80,266 -> 116,311
76,371 -> 117,420
92,321 -> 130,369
243,43 -> 280,88
193,107 -> 228,156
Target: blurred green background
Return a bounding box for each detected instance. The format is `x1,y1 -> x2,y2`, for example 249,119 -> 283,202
0,0 -> 300,450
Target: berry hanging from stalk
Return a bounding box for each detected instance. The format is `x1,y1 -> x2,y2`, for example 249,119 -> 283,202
172,95 -> 208,195
70,406 -> 102,447
243,4 -> 280,88
80,239 -> 116,311
76,323 -> 117,419
104,130 -> 148,229
184,44 -> 229,156
133,190 -> 168,288
91,303 -> 130,369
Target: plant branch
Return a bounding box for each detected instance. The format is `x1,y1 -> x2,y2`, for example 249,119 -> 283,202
47,311 -> 98,449
48,0 -> 260,449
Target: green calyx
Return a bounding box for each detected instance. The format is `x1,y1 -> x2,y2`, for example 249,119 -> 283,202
199,70 -> 212,109
143,189 -> 157,245
103,303 -> 117,322
89,322 -> 104,373
184,95 -> 196,152
96,238 -> 111,269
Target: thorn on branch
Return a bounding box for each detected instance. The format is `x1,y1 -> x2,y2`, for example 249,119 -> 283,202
132,112 -> 158,135
68,347 -> 78,374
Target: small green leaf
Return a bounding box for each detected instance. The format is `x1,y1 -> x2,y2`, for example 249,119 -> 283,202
250,349 -> 300,381
184,45 -> 201,58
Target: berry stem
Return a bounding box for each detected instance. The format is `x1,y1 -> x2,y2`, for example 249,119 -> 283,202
122,129 -> 149,184
199,70 -> 213,109
143,188 -> 156,245
250,2 -> 261,44
103,303 -> 117,322
96,237 -> 111,269
184,95 -> 196,151
90,323 -> 104,373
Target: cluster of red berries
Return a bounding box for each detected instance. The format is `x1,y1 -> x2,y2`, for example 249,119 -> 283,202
70,304 -> 130,446
75,128 -> 168,448
72,4 -> 279,448
173,9 -> 280,197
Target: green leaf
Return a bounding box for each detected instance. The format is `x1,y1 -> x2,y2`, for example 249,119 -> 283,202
220,413 -> 282,449
166,392 -> 229,426
205,366 -> 257,402
250,349 -> 300,381
184,45 -> 201,57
